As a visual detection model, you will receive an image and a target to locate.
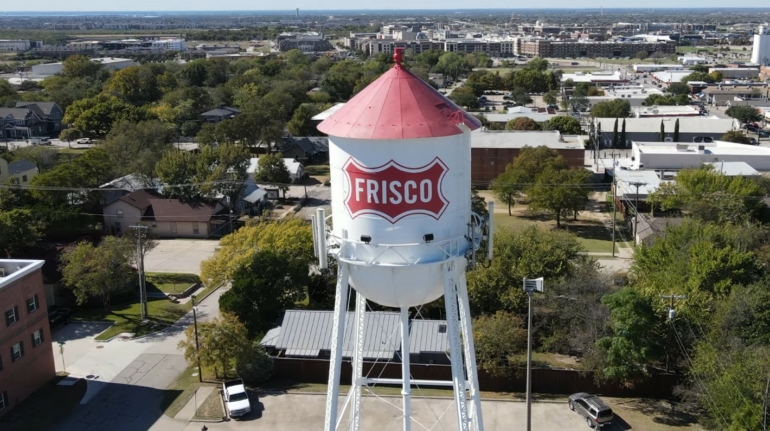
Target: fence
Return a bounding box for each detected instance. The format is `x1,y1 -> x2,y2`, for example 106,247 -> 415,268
272,357 -> 679,398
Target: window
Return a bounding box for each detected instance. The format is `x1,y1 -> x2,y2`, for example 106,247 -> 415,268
11,342 -> 23,362
170,222 -> 177,234
27,295 -> 38,314
22,175 -> 27,183
32,329 -> 43,347
4,307 -> 18,327
114,222 -> 121,233
116,210 -> 124,218
151,222 -> 157,228
0,391 -> 6,411
192,222 -> 199,234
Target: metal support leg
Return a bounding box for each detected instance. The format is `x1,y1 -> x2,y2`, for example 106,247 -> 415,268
457,271 -> 484,431
400,307 -> 412,431
444,260 -> 470,431
349,291 -> 366,431
324,264 -> 350,431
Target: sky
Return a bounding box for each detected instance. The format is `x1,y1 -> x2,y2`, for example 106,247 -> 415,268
4,2 -> 770,12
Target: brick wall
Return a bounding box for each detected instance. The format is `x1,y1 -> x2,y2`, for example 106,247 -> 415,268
0,269 -> 56,418
471,147 -> 586,184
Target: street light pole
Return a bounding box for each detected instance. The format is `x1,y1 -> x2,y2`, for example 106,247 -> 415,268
130,225 -> 149,319
192,294 -> 202,382
523,277 -> 544,431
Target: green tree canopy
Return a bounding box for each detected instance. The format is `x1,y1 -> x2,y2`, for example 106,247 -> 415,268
505,116 -> 541,131
103,65 -> 161,106
721,130 -> 751,144
447,86 -> 479,109
590,99 -> 631,118
725,105 -> 763,127
178,312 -> 253,379
527,167 -> 593,227
472,311 -> 527,377
542,115 -> 582,134
63,93 -> 146,137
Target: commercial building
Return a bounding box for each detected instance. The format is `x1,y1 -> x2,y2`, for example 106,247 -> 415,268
470,130 -> 586,183
150,38 -> 186,51
679,56 -> 708,65
593,116 -> 737,147
31,57 -> 136,76
632,64 -> 686,73
708,67 -> 760,79
0,40 -> 39,52
0,259 -> 55,418
586,86 -> 664,108
481,107 -> 558,127
751,25 -> 770,66
518,39 -> 675,58
629,140 -> 770,171
633,105 -> 702,118
651,70 -> 693,85
561,71 -> 629,85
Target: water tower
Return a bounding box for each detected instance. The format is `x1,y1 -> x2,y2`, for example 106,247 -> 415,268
312,47 -> 494,431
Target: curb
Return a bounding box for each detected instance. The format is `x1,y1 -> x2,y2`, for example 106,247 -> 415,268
190,418 -> 225,423
196,282 -> 225,303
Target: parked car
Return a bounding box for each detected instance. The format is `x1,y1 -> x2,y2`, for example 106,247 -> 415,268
568,393 -> 614,428
76,138 -> 92,144
29,137 -> 50,145
222,379 -> 251,418
48,307 -> 72,326
759,130 -> 770,138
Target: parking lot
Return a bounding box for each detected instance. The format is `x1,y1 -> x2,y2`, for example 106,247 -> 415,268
143,239 -> 220,275
170,393 -> 702,431
50,322 -> 114,373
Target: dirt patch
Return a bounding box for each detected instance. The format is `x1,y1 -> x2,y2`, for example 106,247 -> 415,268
605,397 -> 704,431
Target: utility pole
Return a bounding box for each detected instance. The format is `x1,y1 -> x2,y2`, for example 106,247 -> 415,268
612,174 -> 617,257
523,277 -> 544,431
627,182 -> 647,247
130,225 -> 149,319
192,294 -> 202,382
660,293 -> 687,373
763,373 -> 769,431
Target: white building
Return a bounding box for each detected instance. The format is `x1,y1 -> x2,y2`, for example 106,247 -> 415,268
708,67 -> 760,79
0,39 -> 32,51
561,71 -> 628,84
751,25 -> 770,66
248,157 -> 305,182
629,140 -> 770,171
151,38 -> 186,51
586,86 -> 664,108
651,70 -> 692,85
633,105 -> 702,118
633,64 -> 686,73
679,56 -> 708,65
31,57 -> 136,76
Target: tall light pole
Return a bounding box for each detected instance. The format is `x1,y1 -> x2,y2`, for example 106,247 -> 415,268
523,277 -> 544,431
191,294 -> 202,382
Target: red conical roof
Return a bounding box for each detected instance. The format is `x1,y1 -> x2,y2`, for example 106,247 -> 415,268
317,63 -> 481,140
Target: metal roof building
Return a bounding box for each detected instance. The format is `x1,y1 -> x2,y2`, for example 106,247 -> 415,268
261,310 -> 450,364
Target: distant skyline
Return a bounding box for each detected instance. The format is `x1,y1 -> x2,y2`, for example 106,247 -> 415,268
4,3 -> 770,13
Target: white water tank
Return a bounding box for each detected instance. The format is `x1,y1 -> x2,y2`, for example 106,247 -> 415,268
317,49 -> 481,308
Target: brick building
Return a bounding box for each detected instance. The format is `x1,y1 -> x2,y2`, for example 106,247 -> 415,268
0,259 -> 55,418
518,39 -> 675,58
470,130 -> 586,184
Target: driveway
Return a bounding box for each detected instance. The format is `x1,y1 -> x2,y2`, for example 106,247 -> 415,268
50,322 -> 114,373
143,239 -> 220,275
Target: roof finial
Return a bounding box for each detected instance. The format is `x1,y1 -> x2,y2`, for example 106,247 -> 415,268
393,47 -> 405,65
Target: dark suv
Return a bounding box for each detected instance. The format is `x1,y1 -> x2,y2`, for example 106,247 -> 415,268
568,393 -> 614,428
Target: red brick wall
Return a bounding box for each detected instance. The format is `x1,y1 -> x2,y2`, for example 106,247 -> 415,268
471,147 -> 586,184
0,269 -> 56,418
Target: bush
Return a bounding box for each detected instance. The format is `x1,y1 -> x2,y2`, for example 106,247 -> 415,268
236,343 -> 274,385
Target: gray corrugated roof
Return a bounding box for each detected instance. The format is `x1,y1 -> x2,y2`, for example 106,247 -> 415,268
16,101 -> 59,117
8,159 -> 36,174
0,108 -> 34,119
263,310 -> 449,360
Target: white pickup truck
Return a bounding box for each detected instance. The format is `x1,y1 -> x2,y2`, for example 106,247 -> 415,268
222,379 -> 251,418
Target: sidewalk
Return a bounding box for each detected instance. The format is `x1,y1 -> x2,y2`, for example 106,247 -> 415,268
175,386 -> 216,421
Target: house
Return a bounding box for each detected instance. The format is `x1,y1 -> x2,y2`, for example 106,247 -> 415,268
239,177 -> 269,215
148,198 -> 228,238
99,174 -> 161,206
0,158 -> 37,185
0,260 -> 55,418
102,189 -> 159,235
278,136 -> 329,163
634,215 -> 685,246
592,116 -> 737,147
0,107 -> 45,139
198,106 -> 241,123
260,310 -> 451,365
248,157 -> 305,183
470,130 -> 586,183
14,102 -> 63,136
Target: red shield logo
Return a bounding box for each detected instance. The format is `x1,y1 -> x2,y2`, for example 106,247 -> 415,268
343,157 -> 449,224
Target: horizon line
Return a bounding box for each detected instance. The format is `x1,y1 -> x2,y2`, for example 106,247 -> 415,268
4,6 -> 770,12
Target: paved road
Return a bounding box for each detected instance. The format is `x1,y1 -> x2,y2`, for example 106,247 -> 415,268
51,322 -> 113,373
51,287 -> 226,431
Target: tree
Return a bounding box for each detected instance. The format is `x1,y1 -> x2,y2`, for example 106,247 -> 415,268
178,313 -> 250,378
649,51 -> 668,64
643,94 -> 689,106
235,341 -> 275,384
491,166 -> 524,216
0,209 -> 39,257
673,118 -> 680,142
542,116 -> 582,134
527,168 -> 593,227
721,130 -> 751,144
60,236 -> 135,310
179,59 -> 208,87
681,71 -> 714,84
590,99 -> 630,118
612,118 -> 619,148
505,117 -> 540,131
254,152 -> 292,195
667,82 -> 690,96
472,311 -> 527,377
523,57 -> 549,72
634,50 -> 649,60
512,69 -> 547,93
542,90 -> 558,106
62,55 -> 104,79
63,93 -> 145,137
595,288 -> 665,387
510,87 -> 533,106
155,144 -> 249,201
287,103 -> 324,136
321,60 -> 363,101
219,249 -> 309,335
447,86 -> 478,109
30,147 -> 114,210
708,71 -> 724,82
647,166 -> 766,224
725,105 -> 763,128
200,218 -> 313,287
620,119 -> 627,148
104,65 -> 161,106
101,120 -> 176,183
466,225 -> 584,315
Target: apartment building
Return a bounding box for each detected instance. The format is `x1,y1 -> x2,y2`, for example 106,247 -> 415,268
0,40 -> 34,52
519,39 -> 675,58
0,259 -> 55,418
150,38 -> 186,51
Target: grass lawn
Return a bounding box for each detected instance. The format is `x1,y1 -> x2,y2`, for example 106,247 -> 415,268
146,272 -> 200,295
195,388 -> 225,420
493,211 -> 616,253
304,163 -> 330,176
0,374 -> 87,431
73,282 -> 221,341
162,366 -> 218,418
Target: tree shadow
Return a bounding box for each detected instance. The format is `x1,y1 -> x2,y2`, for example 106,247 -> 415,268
613,398 -> 700,427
